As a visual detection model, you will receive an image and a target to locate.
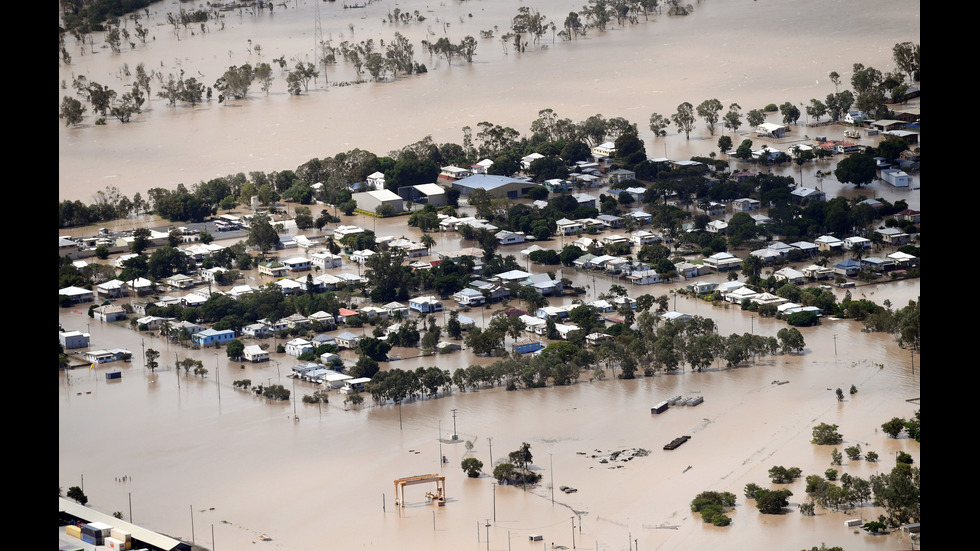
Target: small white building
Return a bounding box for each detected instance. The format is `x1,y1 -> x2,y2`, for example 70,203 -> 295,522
60,330 -> 90,350
243,344 -> 270,363
285,338 -> 315,358
880,168 -> 911,187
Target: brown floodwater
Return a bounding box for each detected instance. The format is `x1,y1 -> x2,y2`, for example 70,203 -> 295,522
59,0 -> 920,209
59,1 -> 921,549
59,209 -> 921,551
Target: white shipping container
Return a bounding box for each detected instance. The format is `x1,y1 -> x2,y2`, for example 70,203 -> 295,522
88,521 -> 113,536
844,519 -> 862,527
105,536 -> 125,549
110,528 -> 132,541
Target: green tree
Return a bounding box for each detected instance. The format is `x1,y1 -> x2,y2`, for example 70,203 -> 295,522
768,465 -> 803,484
671,102 -> 696,139
806,99 -> 827,123
723,103 -> 742,134
779,102 -> 801,125
690,490 -> 736,526
811,423 -> 843,445
734,139 -> 754,161
870,463 -> 919,527
830,448 -> 843,465
247,213 -> 280,253
746,108 -> 766,128
881,417 -> 906,438
755,488 -> 793,514
776,327 -> 805,354
145,348 -> 160,372
67,486 -> 88,505
226,339 -> 245,360
696,98 -> 724,135
130,227 -> 151,254
648,112 -> 671,136
60,96 -> 86,127
717,135 -> 733,156
214,64 -> 255,102
892,41 -> 920,82
461,457 -> 484,478
255,62 -> 274,94
834,153 -> 876,188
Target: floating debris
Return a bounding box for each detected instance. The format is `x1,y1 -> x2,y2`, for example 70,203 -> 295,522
589,448 -> 650,465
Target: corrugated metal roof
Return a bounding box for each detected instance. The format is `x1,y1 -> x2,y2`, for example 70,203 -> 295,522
59,498 -> 190,550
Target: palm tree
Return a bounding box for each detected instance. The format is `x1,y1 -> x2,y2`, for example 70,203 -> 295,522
850,243 -> 867,261
420,233 -> 436,253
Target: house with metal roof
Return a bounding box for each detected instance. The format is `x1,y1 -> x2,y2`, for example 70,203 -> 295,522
192,329 -> 236,348
352,189 -> 405,214
791,187 -> 826,204
874,227 -> 910,246
774,267 -> 806,285
833,259 -> 862,277
452,174 -> 541,199
703,252 -> 742,271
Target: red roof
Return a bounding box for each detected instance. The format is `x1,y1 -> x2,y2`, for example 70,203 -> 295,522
338,308 -> 358,316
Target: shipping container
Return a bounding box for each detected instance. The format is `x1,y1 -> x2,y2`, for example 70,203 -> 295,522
110,528 -> 132,542
651,401 -> 669,414
65,524 -> 81,538
106,371 -> 122,380
106,536 -> 126,549
88,521 -> 113,536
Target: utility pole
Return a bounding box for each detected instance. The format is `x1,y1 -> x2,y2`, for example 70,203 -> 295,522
485,519 -> 491,551
571,517 -> 576,549
492,482 -> 496,522
215,352 -> 221,404
488,437 -> 493,466
451,408 -> 458,440
550,453 -> 554,504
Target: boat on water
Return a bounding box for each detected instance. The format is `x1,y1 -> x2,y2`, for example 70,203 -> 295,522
663,436 -> 691,450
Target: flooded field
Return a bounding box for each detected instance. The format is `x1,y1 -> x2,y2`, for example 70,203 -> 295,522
59,0 -> 920,205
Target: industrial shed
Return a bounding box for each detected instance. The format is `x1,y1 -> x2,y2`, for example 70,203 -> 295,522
59,498 -> 191,551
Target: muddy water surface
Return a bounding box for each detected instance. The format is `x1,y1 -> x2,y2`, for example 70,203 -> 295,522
60,1 -> 920,549
59,0 -> 920,206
